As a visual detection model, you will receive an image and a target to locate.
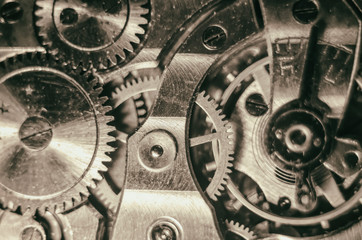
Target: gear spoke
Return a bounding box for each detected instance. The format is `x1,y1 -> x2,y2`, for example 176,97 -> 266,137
189,132 -> 221,147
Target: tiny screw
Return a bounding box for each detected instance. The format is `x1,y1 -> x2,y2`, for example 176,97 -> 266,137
292,0 -> 319,24
0,1 -> 23,24
60,8 -> 78,25
202,25 -> 227,50
278,197 -> 291,210
245,93 -> 269,116
275,129 -> 283,140
313,138 -> 322,147
150,145 -> 164,159
152,224 -> 176,240
21,227 -> 43,240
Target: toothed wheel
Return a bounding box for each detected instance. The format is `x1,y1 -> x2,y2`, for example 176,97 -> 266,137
189,92 -> 234,201
225,219 -> 256,240
34,0 -> 150,70
91,76 -> 233,213
0,52 -> 115,213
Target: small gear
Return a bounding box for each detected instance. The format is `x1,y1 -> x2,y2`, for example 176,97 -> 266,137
225,219 -> 256,240
0,52 -> 115,213
34,0 -> 150,70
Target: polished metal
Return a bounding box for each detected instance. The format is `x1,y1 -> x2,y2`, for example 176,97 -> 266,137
34,0 -> 150,70
0,0 -> 361,239
0,53 -> 114,213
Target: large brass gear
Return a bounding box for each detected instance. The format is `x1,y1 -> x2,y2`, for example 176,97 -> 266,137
34,0 -> 150,70
0,52 -> 115,214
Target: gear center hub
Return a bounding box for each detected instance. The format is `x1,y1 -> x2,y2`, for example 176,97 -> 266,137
138,130 -> 177,172
18,116 -> 53,151
266,107 -> 328,169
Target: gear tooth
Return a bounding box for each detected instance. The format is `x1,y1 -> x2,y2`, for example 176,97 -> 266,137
123,48 -> 133,59
89,78 -> 99,88
115,54 -> 125,65
99,96 -> 110,106
79,192 -> 88,201
107,56 -> 117,68
199,90 -> 207,98
7,201 -> 15,211
98,163 -> 109,172
124,41 -> 135,52
92,172 -> 104,183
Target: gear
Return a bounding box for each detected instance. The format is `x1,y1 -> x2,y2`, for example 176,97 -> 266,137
190,91 -> 234,201
91,76 -> 233,214
199,33 -> 362,238
91,75 -> 160,215
0,52 -> 115,214
225,219 -> 256,240
34,0 -> 150,70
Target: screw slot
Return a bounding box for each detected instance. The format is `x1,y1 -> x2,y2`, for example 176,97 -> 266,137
147,217 -> 182,240
21,227 -> 44,240
151,224 -> 176,240
245,93 -> 269,116
292,0 -> 319,24
0,1 -> 23,24
202,25 -> 227,50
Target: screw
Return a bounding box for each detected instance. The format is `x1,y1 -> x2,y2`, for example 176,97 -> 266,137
275,129 -> 283,140
292,0 -> 319,24
278,197 -> 291,210
150,145 -> 164,159
344,151 -> 360,169
313,138 -> 322,147
0,1 -> 23,24
21,227 -> 43,240
152,225 -> 176,240
245,93 -> 269,116
202,25 -> 227,50
60,8 -> 78,25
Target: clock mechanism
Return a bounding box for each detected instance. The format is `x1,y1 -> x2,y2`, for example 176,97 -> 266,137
0,0 -> 361,239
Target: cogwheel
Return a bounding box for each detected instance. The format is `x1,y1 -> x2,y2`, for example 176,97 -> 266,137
0,52 -> 115,214
34,0 -> 150,70
92,77 -> 233,214
225,219 -> 256,240
91,74 -> 159,214
111,79 -> 234,202
190,92 -> 234,201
